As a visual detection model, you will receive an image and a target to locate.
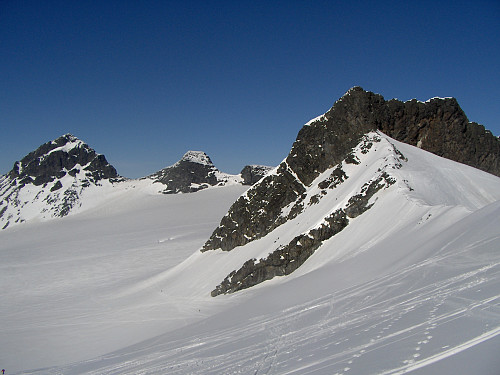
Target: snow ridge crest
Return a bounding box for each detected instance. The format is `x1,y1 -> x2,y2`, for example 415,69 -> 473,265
209,131 -> 405,295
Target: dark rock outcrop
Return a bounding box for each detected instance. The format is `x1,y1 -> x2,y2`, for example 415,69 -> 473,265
203,87 -> 500,253
148,151 -> 236,194
211,162 -> 397,296
203,162 -> 307,251
240,165 -> 273,185
380,95 -> 499,177
149,152 -> 272,194
288,87 -> 499,183
0,134 -> 121,229
7,134 -> 119,185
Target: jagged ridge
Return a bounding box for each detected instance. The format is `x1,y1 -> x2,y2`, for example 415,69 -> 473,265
210,133 -> 402,295
203,87 -> 500,254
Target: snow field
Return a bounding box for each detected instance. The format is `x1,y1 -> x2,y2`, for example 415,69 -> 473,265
24,201 -> 500,374
2,132 -> 500,374
0,185 -> 248,372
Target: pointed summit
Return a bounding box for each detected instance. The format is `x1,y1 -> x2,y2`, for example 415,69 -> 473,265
8,133 -> 118,185
148,151 -> 241,194
202,87 -> 500,295
178,151 -> 214,166
0,134 -> 120,229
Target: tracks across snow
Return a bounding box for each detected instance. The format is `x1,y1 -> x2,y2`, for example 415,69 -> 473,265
28,237 -> 500,375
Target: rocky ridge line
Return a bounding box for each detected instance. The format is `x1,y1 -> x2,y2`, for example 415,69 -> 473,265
210,133 -> 401,295
203,87 -> 500,255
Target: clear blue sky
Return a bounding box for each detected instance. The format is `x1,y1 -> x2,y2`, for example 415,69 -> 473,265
1,0 -> 499,178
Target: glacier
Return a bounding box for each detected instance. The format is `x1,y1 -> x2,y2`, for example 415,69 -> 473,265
1,131 -> 499,374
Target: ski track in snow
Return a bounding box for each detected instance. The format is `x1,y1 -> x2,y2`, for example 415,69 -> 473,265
20,236 -> 500,375
2,133 -> 500,374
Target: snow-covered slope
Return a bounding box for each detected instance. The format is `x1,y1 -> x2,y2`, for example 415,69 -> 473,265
0,184 -> 250,373
2,131 -> 499,374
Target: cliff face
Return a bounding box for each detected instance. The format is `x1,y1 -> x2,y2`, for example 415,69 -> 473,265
381,95 -> 499,177
290,86 -> 499,184
203,87 -> 500,254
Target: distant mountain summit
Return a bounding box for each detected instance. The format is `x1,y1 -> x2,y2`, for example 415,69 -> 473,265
8,134 -> 119,185
0,134 -> 121,229
0,135 -> 273,229
147,151 -> 239,194
147,151 -> 272,194
202,87 -> 500,296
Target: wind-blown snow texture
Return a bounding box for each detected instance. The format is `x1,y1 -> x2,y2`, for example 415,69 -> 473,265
1,132 -> 499,374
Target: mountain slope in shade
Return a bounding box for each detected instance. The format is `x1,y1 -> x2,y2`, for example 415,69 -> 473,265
0,134 -> 121,229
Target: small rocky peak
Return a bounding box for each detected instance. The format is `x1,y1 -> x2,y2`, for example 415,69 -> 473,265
7,134 -> 119,185
240,165 -> 273,185
177,151 -> 215,167
150,151 -> 223,194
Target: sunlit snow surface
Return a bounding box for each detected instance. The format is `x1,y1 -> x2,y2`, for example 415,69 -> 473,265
1,134 -> 500,374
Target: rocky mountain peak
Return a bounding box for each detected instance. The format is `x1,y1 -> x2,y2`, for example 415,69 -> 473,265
289,86 -> 499,183
240,165 -> 274,185
202,87 -> 500,259
148,151 -> 273,194
203,83 -> 500,295
0,134 -> 120,229
148,151 -> 239,194
7,133 -> 118,185
178,151 -> 214,166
